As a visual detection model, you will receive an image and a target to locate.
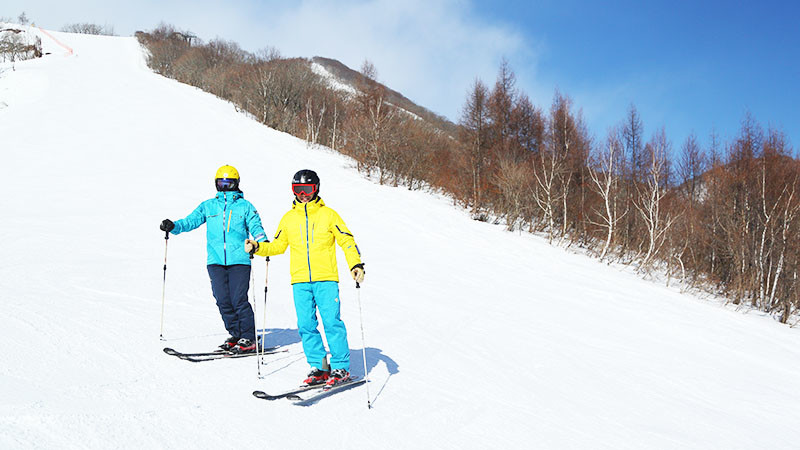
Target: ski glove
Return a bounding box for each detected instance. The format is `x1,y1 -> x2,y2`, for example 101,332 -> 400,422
244,239 -> 259,254
350,263 -> 365,284
160,219 -> 175,232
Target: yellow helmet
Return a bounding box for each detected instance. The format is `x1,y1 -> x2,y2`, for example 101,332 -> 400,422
215,165 -> 239,179
215,165 -> 240,191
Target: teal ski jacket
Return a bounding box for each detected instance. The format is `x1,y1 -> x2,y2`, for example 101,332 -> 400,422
171,191 -> 267,266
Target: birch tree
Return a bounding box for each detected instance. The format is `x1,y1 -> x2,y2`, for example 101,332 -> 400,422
589,131 -> 625,260
634,129 -> 679,269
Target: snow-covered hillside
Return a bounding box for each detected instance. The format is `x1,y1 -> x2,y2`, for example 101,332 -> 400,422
2,29 -> 800,449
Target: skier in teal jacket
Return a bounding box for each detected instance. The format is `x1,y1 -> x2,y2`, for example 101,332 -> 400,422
160,165 -> 267,352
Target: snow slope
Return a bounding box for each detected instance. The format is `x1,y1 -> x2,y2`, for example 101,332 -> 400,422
311,61 -> 358,95
2,30 -> 800,449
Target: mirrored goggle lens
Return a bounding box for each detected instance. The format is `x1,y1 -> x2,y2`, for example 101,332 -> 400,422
292,184 -> 316,195
216,178 -> 237,189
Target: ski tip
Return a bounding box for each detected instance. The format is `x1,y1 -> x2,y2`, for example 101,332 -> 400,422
253,390 -> 280,400
163,347 -> 177,355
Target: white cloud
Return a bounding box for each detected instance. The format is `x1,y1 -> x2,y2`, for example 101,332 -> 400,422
6,0 -> 536,121
233,0 -> 535,121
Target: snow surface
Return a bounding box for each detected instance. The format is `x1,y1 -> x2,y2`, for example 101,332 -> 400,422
310,62 -> 422,121
311,61 -> 358,95
2,30 -> 800,450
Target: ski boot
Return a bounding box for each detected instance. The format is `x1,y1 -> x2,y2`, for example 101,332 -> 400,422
219,336 -> 238,351
303,368 -> 330,386
326,369 -> 351,387
231,338 -> 256,354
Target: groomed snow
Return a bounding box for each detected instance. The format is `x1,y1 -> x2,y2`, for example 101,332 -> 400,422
1,30 -> 800,449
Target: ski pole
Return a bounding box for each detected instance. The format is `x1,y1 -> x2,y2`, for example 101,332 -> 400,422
159,230 -> 169,340
356,281 -> 371,409
260,256 -> 270,378
263,257 -> 270,338
250,253 -> 260,376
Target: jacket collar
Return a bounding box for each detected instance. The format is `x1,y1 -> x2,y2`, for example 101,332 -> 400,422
292,196 -> 324,212
215,190 -> 243,202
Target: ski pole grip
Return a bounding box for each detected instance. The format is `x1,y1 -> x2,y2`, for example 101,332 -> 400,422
356,282 -> 361,289
164,230 -> 169,240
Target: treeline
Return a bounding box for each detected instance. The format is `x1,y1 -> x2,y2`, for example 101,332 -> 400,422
137,25 -> 799,323
60,23 -> 116,36
136,24 -> 451,190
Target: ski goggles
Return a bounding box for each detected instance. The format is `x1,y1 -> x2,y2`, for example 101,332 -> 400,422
292,183 -> 317,196
216,178 -> 238,190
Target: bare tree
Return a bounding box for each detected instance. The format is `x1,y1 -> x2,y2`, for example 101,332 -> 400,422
256,46 -> 281,62
622,104 -> 645,182
61,23 -> 116,35
755,130 -> 796,311
172,47 -> 210,87
495,155 -> 531,231
531,133 -> 562,242
0,31 -> 41,69
511,94 -> 545,157
488,58 -> 517,159
774,181 -> 800,322
634,129 -> 680,269
458,79 -> 491,217
677,132 -> 706,206
589,130 -> 625,260
618,104 -> 645,255
240,58 -> 320,133
304,96 -> 326,146
345,60 -> 401,183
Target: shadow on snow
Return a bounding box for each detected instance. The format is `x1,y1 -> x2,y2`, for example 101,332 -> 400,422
258,327 -> 302,347
350,347 -> 399,408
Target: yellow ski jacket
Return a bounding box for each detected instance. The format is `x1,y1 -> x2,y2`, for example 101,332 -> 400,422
254,197 -> 362,284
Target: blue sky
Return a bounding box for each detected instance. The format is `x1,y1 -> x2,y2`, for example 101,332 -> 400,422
471,0 -> 800,152
5,0 -> 798,152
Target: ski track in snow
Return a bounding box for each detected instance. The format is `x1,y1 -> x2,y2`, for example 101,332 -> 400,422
1,29 -> 800,449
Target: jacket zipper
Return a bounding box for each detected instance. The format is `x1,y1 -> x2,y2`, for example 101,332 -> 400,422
305,203 -> 312,282
223,194 -> 228,265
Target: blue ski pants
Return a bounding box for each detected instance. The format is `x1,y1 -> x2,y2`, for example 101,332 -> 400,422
207,264 -> 255,341
293,281 -> 350,370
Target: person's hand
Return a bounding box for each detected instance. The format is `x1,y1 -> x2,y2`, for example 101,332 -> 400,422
244,239 -> 259,254
160,219 -> 174,232
350,263 -> 365,284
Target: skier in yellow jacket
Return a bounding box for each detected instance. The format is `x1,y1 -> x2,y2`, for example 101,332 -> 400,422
245,169 -> 365,387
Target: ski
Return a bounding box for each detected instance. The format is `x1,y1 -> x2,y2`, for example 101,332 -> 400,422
252,377 -> 364,403
163,346 -> 284,362
252,382 -> 329,401
290,377 -> 365,406
182,347 -> 286,362
163,347 -> 226,357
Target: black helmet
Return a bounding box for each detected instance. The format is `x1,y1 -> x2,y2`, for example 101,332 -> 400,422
291,169 -> 320,199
